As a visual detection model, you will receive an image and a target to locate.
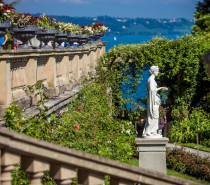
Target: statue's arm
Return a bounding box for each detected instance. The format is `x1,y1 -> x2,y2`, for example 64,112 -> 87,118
157,87 -> 168,92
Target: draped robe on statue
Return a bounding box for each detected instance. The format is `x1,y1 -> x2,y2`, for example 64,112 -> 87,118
143,76 -> 161,136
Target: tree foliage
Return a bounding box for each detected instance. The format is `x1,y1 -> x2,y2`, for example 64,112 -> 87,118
99,35 -> 210,120
192,0 -> 210,35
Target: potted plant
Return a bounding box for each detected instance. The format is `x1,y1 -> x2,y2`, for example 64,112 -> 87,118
0,0 -> 14,49
54,22 -> 68,49
81,25 -> 94,46
92,22 -> 108,42
36,14 -> 58,49
11,13 -> 40,49
64,23 -> 82,48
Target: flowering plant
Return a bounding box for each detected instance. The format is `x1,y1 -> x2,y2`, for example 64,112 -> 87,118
92,22 -> 108,33
0,0 -> 15,23
55,22 -> 82,34
81,25 -> 94,35
12,13 -> 40,26
37,14 -> 56,29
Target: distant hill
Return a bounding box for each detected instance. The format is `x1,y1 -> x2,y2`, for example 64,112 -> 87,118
33,14 -> 194,36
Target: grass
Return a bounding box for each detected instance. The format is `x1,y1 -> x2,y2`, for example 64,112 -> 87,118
177,143 -> 210,153
127,159 -> 210,185
167,169 -> 210,185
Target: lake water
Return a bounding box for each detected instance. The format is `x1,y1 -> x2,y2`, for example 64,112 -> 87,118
101,34 -> 183,52
101,34 -> 183,109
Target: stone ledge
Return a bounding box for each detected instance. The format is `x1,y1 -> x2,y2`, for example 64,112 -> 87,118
0,85 -> 81,125
135,137 -> 169,145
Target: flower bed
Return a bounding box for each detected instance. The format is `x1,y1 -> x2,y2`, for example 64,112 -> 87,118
167,148 -> 210,182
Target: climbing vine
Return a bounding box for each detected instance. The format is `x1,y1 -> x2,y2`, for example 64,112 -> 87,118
99,35 -> 210,120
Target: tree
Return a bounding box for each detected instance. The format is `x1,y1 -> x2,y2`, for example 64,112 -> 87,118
192,0 -> 210,35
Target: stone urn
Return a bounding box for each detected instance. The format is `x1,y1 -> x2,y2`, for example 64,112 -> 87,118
36,28 -> 58,49
77,34 -> 89,48
67,33 -> 79,49
11,22 -> 39,50
93,32 -> 104,42
54,31 -> 68,49
0,21 -> 11,50
86,34 -> 94,46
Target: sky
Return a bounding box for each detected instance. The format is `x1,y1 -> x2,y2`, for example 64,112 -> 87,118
12,0 -> 200,19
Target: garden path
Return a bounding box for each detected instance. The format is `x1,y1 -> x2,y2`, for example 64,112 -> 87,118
166,143 -> 210,159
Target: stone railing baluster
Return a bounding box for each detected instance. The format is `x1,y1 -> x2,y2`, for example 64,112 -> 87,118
50,164 -> 77,185
1,150 -> 20,185
78,169 -> 105,185
21,156 -> 49,185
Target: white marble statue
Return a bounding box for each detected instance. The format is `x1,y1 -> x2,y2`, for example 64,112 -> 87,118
143,66 -> 168,137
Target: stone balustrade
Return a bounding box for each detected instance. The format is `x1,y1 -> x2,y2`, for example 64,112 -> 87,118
0,42 -> 106,118
0,128 -> 200,185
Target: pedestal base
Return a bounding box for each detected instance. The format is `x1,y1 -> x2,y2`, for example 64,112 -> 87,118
135,137 -> 169,174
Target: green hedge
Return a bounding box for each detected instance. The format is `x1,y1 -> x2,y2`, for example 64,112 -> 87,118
99,35 -> 210,120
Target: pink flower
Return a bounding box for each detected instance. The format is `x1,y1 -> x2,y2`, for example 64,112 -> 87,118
74,124 -> 79,130
94,110 -> 97,114
77,106 -> 82,110
89,115 -> 91,118
141,119 -> 145,123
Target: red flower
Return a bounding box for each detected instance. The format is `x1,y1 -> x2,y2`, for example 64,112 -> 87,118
74,124 -> 79,130
77,106 -> 82,110
89,115 -> 91,118
94,110 -> 97,114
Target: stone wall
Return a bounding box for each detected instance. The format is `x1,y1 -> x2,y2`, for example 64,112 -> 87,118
0,42 -> 106,118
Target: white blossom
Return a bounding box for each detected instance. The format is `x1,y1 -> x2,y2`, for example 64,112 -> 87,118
125,130 -> 130,135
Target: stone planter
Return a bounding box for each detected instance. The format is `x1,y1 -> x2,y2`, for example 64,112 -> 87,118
0,21 -> 11,50
93,32 -> 104,42
11,25 -> 39,50
77,34 -> 89,48
86,34 -> 94,46
67,33 -> 79,49
54,32 -> 68,49
36,28 -> 58,49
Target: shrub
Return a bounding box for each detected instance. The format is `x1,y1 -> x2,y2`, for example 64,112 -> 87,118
167,148 -> 210,182
5,82 -> 136,162
169,108 -> 210,144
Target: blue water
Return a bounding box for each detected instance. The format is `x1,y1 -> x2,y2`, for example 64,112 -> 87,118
101,34 -> 183,110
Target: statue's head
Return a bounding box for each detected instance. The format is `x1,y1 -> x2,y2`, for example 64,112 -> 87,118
149,66 -> 159,76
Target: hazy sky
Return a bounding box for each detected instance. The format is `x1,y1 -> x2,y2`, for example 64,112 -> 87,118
14,0 -> 199,19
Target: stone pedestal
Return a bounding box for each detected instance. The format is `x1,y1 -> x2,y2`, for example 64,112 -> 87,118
135,137 -> 169,174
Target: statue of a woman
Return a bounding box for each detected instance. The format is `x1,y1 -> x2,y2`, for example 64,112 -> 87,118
143,66 -> 168,137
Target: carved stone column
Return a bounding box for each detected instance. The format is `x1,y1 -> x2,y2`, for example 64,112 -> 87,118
1,150 -> 20,185
89,49 -> 96,75
45,56 -> 57,95
0,59 -> 11,117
81,53 -> 89,80
70,54 -> 79,85
21,156 -> 49,185
25,57 -> 37,86
78,169 -> 104,185
50,164 -> 76,185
